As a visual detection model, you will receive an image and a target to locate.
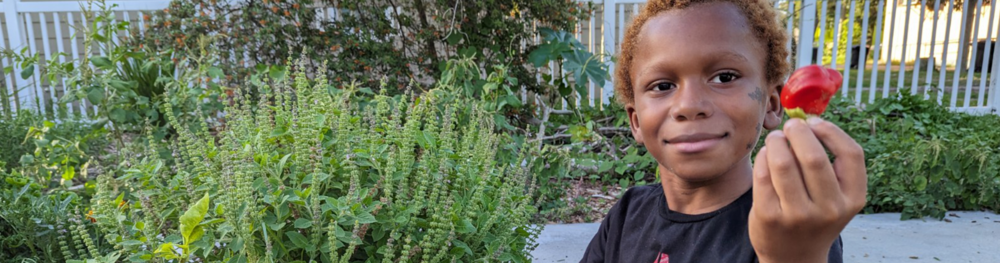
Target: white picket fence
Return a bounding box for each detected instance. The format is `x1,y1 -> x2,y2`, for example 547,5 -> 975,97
576,0 -> 1000,115
3,0 -> 1000,117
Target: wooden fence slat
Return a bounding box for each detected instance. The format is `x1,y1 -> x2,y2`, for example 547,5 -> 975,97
963,0 -> 985,108
938,0 -> 956,105
842,0 -> 857,97
910,1 -> 927,94
897,0 -> 912,95
855,0 -> 871,104
831,0 -> 843,70
950,0 -> 973,108
979,4 -> 999,107
883,0 -> 900,99
24,13 -> 46,116
869,0 -> 886,104
924,0 -> 943,100
40,12 -> 58,116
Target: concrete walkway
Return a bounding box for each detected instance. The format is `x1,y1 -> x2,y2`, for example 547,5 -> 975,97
533,211 -> 1000,263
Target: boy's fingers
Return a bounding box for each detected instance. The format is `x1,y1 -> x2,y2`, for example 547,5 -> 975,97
764,130 -> 809,208
782,118 -> 842,202
752,147 -> 781,213
807,117 -> 868,208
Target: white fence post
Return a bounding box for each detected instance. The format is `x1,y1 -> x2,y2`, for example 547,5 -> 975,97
797,0 -> 817,69
602,0 -> 616,106
4,0 -> 26,112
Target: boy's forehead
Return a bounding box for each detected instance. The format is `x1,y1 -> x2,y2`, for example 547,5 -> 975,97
633,2 -> 765,65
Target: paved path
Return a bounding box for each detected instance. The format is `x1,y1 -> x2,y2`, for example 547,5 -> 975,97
533,211 -> 1000,263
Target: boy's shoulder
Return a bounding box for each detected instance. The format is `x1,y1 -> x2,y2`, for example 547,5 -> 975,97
620,183 -> 664,203
609,183 -> 666,217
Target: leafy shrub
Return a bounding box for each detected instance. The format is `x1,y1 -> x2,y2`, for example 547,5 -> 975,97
0,111 -> 39,168
0,110 -> 107,172
46,58 -> 544,263
136,0 -> 592,94
822,92 -> 1000,219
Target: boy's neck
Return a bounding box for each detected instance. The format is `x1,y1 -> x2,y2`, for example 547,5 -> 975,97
659,157 -> 754,215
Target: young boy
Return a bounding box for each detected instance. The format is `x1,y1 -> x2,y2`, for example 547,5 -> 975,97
580,1 -> 868,262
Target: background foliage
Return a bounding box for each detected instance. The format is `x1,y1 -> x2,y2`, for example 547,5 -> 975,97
2,0 -> 1000,262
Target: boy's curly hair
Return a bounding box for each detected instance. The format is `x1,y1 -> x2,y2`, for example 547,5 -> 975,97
615,0 -> 790,105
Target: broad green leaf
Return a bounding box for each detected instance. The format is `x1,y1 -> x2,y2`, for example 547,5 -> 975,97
61,167 -> 75,182
87,88 -> 105,105
269,66 -> 287,80
180,193 -> 210,245
91,56 -> 113,69
455,218 -> 476,234
284,231 -> 313,251
208,67 -> 224,78
153,243 -> 179,259
451,239 -> 473,256
20,65 -> 34,79
108,80 -> 135,90
528,43 -> 557,67
562,50 -> 608,89
110,108 -> 128,123
294,218 -> 312,229
914,175 -> 928,191
119,239 -> 143,246
355,211 -> 377,224
598,161 -> 614,173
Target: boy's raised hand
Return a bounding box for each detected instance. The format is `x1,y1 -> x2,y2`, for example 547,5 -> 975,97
749,117 -> 868,263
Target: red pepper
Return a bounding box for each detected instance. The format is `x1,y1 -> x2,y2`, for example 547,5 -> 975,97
781,65 -> 843,119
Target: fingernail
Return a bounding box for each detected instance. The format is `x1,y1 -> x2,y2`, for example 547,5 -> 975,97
783,118 -> 802,129
807,116 -> 823,126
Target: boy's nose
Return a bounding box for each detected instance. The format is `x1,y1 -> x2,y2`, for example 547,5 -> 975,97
670,83 -> 714,121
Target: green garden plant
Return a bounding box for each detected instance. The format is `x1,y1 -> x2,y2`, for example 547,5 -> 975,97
68,57 -> 545,262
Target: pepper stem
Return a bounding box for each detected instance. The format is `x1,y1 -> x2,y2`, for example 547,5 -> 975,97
785,107 -> 808,120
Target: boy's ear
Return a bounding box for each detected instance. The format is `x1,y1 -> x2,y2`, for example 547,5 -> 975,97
625,103 -> 645,146
762,83 -> 783,130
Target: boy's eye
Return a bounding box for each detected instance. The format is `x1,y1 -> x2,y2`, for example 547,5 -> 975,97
709,72 -> 739,83
653,82 -> 676,91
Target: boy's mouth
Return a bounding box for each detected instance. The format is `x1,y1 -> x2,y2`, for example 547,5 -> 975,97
663,132 -> 729,153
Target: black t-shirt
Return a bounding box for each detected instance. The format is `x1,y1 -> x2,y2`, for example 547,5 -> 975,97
580,184 -> 843,263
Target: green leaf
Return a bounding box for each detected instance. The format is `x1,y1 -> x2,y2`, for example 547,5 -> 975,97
355,211 -> 377,224
153,243 -> 179,259
269,66 -> 287,80
110,108 -> 128,123
108,80 -> 135,90
284,231 -> 313,251
87,88 -> 105,105
528,43 -> 556,67
455,218 -> 477,234
91,56 -> 113,69
446,33 -> 463,45
119,240 -> 143,246
451,239 -> 473,255
180,194 -> 210,245
914,175 -> 928,191
294,218 -> 312,229
598,161 -> 614,173
562,50 -> 609,88
61,167 -> 75,182
614,163 -> 629,175
208,67 -> 224,78
20,65 -> 34,79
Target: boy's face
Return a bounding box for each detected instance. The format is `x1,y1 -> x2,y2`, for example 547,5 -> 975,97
625,2 -> 782,183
